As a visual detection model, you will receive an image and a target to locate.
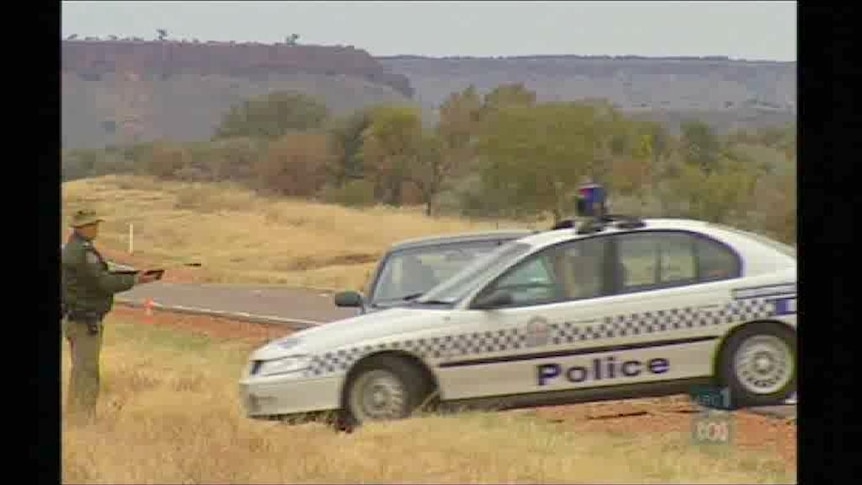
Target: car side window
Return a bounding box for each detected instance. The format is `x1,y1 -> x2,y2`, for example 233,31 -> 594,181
550,237 -> 608,300
477,237 -> 609,308
659,233 -> 697,282
484,254 -> 560,307
616,232 -> 697,292
695,236 -> 741,281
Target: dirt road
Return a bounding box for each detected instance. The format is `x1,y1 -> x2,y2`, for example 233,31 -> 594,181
117,282 -> 358,326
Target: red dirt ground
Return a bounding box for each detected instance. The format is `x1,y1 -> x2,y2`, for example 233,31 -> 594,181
530,400 -> 796,471
113,304 -> 797,475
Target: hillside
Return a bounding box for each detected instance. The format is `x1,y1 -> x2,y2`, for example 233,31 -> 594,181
61,70 -> 413,149
380,55 -> 796,133
62,39 -> 413,95
61,40 -> 796,149
61,39 -> 416,149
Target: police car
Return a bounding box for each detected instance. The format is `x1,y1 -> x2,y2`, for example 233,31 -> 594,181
239,188 -> 796,427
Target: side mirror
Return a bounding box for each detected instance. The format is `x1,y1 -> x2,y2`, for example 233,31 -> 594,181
472,289 -> 513,310
334,291 -> 363,308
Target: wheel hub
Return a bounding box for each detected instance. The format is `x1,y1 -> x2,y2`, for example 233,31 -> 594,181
349,370 -> 407,422
753,352 -> 775,373
369,384 -> 392,408
733,334 -> 794,395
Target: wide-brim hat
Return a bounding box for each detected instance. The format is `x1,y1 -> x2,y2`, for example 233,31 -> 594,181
69,209 -> 104,228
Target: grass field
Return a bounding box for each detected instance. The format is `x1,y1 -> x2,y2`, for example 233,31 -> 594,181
61,316 -> 794,484
61,175 -> 532,290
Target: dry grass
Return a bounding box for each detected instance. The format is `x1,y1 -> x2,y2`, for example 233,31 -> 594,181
61,175 -> 533,290
61,318 -> 793,484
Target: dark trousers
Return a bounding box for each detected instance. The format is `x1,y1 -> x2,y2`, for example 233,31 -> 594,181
63,317 -> 104,422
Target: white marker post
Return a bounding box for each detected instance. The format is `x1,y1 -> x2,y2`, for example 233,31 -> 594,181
128,223 -> 134,254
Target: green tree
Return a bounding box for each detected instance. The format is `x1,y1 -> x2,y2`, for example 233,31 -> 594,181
757,123 -> 796,162
609,120 -> 673,202
759,169 -> 796,244
121,142 -> 157,168
668,158 -> 760,223
641,121 -> 671,166
411,133 -> 447,216
147,142 -> 192,179
256,132 -> 332,197
584,101 -> 632,187
360,105 -> 425,206
213,91 -> 329,140
61,149 -> 100,181
327,108 -> 374,186
477,102 -> 599,223
680,119 -> 721,173
206,137 -> 267,181
436,85 -> 483,177
481,83 -> 537,114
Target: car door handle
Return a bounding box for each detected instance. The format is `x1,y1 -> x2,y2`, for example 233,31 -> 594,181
697,304 -> 721,311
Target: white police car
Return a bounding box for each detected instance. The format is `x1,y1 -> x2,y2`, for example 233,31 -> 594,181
239,215 -> 796,427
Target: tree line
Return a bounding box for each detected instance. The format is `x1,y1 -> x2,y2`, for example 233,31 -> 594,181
61,84 -> 796,243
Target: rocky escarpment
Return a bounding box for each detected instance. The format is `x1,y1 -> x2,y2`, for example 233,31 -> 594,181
61,40 -> 415,149
62,39 -> 413,97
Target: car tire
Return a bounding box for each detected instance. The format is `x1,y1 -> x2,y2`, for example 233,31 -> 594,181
717,322 -> 796,409
339,355 -> 432,429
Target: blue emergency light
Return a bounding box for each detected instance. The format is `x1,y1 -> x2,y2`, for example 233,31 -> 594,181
576,183 -> 607,217
551,181 -> 642,232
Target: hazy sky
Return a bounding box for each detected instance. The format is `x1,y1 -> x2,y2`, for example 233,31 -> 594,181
61,1 -> 796,62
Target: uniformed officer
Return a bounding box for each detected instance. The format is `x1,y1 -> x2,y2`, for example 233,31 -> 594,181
61,209 -> 160,423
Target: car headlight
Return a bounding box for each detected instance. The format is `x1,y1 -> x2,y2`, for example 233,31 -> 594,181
256,355 -> 312,377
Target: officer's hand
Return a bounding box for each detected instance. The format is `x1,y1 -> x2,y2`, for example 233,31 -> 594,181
135,272 -> 160,285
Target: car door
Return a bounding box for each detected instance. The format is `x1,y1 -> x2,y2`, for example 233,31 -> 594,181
589,230 -> 746,385
435,235 -> 617,400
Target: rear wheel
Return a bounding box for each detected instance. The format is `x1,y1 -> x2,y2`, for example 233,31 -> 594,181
340,355 -> 432,429
718,322 -> 796,408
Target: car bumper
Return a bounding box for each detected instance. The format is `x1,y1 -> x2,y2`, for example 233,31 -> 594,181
239,373 -> 342,418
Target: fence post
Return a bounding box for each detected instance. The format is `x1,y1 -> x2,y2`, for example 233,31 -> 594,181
128,223 -> 134,254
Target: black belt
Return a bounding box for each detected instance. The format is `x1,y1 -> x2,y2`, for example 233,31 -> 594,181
65,311 -> 104,336
65,310 -> 103,324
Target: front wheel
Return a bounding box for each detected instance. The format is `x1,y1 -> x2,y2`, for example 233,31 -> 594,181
341,355 -> 432,429
718,322 -> 796,408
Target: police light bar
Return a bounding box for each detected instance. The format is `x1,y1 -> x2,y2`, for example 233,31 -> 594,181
576,183 -> 607,217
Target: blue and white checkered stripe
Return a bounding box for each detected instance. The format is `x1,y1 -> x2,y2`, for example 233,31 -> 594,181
549,298 -> 774,344
771,296 -> 796,315
306,330 -> 527,377
306,297 -> 779,377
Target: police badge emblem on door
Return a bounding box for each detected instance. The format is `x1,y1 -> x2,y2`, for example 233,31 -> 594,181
525,317 -> 550,347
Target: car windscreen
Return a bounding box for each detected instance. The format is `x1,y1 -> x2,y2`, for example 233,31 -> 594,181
417,242 -> 533,304
371,239 -> 520,305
